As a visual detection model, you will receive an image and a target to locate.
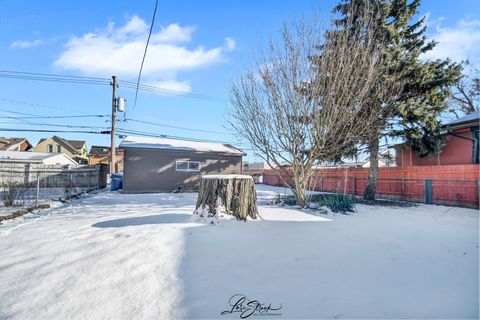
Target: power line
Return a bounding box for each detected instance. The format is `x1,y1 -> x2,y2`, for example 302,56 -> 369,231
0,118 -> 108,130
133,0 -> 159,110
0,70 -> 109,81
0,97 -> 230,136
0,109 -> 109,129
0,114 -> 108,119
115,128 -> 252,151
119,80 -> 217,101
0,98 -> 96,115
0,73 -> 110,86
116,128 -> 233,144
0,108 -> 39,117
122,118 -> 228,135
0,128 -> 110,134
0,71 -> 219,101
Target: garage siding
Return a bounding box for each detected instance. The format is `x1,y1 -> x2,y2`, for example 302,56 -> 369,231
123,148 -> 242,193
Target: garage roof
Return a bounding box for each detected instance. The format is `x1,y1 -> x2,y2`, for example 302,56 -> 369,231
446,110 -> 479,130
119,136 -> 246,156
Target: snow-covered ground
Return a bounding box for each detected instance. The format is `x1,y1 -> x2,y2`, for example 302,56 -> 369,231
0,187 -> 92,217
0,184 -> 478,319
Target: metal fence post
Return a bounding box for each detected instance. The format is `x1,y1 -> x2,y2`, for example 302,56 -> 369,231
424,179 -> 432,204
88,170 -> 91,190
24,163 -> 31,186
401,178 -> 405,200
477,179 -> 480,209
35,171 -> 40,208
68,171 -> 72,198
96,169 -> 100,189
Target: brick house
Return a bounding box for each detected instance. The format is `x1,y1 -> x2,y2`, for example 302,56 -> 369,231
395,111 -> 480,166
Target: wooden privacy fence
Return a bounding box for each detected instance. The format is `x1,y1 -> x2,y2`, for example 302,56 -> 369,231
263,164 -> 480,208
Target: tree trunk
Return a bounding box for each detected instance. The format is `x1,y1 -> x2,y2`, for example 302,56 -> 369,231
294,187 -> 307,208
292,169 -> 308,208
194,175 -> 258,221
363,136 -> 380,200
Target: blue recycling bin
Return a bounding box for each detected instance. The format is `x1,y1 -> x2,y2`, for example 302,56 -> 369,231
110,173 -> 123,191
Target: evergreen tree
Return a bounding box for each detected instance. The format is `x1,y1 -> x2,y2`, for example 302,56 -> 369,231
324,0 -> 461,199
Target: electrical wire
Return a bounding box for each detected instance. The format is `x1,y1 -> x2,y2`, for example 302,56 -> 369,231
118,80 -> 217,101
0,70 -> 109,81
0,128 -> 110,134
0,114 -> 108,119
0,71 -> 219,101
116,128 -> 233,144
133,0 -> 159,110
0,118 -> 108,130
122,118 -> 228,135
0,73 -> 110,86
0,108 -> 39,117
0,98 -> 97,115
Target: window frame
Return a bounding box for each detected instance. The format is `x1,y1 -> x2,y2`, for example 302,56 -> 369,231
56,144 -> 61,153
175,160 -> 201,172
188,161 -> 200,171
47,144 -> 53,153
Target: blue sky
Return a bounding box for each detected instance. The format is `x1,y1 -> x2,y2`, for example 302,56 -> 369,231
0,0 -> 479,161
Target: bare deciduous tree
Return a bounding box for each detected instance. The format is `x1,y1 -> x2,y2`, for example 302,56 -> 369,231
229,8 -> 392,207
448,61 -> 479,118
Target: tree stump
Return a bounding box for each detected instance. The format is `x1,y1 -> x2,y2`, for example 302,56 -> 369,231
194,174 -> 258,220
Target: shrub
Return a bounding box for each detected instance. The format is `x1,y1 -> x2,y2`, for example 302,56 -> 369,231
271,193 -> 355,213
272,193 -> 297,206
321,194 -> 355,213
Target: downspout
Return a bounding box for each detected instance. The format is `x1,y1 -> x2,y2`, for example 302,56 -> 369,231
447,131 -> 476,142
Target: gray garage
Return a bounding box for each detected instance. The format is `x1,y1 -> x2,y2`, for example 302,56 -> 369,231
119,136 -> 245,193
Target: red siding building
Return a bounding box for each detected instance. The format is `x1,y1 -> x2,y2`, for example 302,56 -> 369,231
395,111 -> 480,166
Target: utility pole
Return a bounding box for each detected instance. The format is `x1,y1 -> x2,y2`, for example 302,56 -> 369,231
110,75 -> 117,174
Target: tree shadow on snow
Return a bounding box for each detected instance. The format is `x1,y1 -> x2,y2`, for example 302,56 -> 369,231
92,214 -> 192,228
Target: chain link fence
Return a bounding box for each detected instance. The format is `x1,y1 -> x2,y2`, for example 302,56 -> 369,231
0,163 -> 108,218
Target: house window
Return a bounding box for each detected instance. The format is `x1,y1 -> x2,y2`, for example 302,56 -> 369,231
188,161 -> 200,171
56,144 -> 61,153
176,161 -> 201,172
47,144 -> 53,153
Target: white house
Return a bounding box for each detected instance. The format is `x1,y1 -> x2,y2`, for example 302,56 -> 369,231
0,151 -> 78,167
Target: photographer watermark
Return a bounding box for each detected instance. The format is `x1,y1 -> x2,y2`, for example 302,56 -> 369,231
221,294 -> 282,319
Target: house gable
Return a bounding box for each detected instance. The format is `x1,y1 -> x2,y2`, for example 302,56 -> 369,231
33,136 -> 78,156
0,137 -> 32,151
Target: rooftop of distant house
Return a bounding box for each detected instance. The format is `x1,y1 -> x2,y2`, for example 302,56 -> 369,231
0,137 -> 32,151
89,146 -> 124,156
37,136 -> 86,153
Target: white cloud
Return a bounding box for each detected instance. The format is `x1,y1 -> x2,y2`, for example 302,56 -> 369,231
11,39 -> 43,48
116,15 -> 148,36
153,23 -> 196,43
424,18 -> 480,62
145,80 -> 191,93
53,15 -> 235,92
224,37 -> 236,51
